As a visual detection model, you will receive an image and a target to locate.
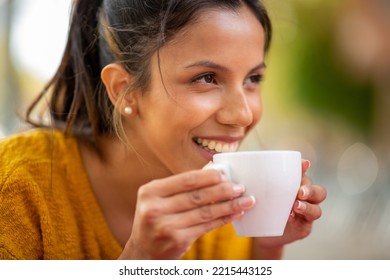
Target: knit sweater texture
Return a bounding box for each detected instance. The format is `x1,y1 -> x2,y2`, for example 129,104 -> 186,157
0,129 -> 251,259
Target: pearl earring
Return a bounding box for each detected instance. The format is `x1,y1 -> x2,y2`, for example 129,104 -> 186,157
124,106 -> 133,115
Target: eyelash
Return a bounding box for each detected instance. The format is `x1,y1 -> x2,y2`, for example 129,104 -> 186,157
247,74 -> 263,84
192,73 -> 263,85
192,73 -> 217,84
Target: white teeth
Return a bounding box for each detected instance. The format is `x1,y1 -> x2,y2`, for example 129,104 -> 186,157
215,143 -> 222,153
208,141 -> 216,150
222,144 -> 231,153
195,138 -> 238,153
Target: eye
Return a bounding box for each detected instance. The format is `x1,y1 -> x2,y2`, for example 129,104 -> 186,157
245,74 -> 263,85
192,73 -> 217,84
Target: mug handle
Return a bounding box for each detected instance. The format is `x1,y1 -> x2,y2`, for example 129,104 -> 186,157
203,162 -> 232,181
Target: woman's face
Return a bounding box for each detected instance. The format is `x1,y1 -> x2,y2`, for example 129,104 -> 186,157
129,5 -> 266,175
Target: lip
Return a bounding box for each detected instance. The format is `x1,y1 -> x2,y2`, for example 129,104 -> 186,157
194,142 -> 215,162
193,135 -> 244,161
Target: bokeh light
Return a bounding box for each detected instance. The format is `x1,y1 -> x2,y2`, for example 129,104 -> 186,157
337,142 -> 379,195
10,0 -> 70,80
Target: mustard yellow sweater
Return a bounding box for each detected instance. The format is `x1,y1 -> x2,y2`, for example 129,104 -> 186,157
0,129 -> 251,260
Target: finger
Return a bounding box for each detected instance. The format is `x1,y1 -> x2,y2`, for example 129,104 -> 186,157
293,200 -> 322,222
165,182 -> 246,213
172,195 -> 255,228
302,159 -> 311,175
180,212 -> 244,242
166,212 -> 244,251
142,169 -> 224,197
301,176 -> 312,187
297,184 -> 327,204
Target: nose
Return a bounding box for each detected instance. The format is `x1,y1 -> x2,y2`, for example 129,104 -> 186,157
216,87 -> 255,127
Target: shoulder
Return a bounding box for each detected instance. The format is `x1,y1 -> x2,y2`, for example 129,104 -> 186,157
0,129 -> 77,192
0,129 -> 101,259
0,128 -> 73,161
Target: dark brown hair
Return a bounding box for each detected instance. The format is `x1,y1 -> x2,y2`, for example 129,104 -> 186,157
25,0 -> 272,144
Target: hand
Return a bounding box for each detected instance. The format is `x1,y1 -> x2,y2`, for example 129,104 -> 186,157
253,159 -> 327,256
119,169 -> 255,260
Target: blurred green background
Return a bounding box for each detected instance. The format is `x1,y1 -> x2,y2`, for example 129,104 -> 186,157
1,0 -> 389,259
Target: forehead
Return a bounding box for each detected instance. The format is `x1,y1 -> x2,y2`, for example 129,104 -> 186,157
171,5 -> 264,43
159,5 -> 265,66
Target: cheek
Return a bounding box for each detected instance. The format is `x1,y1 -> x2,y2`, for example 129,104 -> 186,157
177,93 -> 220,119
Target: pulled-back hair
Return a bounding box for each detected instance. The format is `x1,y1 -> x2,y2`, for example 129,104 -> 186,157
26,0 -> 272,144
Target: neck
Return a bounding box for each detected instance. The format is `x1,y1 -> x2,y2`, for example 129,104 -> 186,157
78,135 -> 171,246
81,135 -> 170,196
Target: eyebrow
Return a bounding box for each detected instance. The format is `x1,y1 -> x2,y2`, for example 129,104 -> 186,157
184,60 -> 266,72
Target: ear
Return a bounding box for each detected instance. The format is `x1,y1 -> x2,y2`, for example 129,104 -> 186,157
101,63 -> 135,111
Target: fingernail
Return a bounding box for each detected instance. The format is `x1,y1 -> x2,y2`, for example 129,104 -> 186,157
232,184 -> 245,195
238,196 -> 256,209
297,200 -> 306,212
300,185 -> 308,199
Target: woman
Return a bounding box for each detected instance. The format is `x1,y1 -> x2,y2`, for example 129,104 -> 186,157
0,0 -> 326,259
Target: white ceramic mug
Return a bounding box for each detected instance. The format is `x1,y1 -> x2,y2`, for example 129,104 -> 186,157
205,150 -> 302,237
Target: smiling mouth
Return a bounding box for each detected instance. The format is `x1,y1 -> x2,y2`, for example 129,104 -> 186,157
193,137 -> 239,153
